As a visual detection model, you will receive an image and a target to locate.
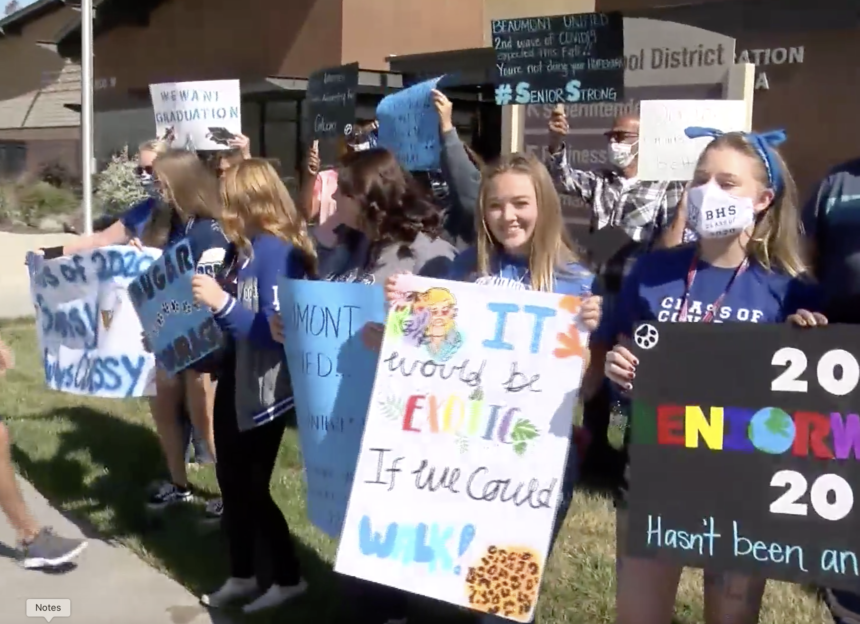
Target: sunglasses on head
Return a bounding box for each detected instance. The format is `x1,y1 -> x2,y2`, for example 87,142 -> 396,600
135,165 -> 154,177
604,131 -> 638,143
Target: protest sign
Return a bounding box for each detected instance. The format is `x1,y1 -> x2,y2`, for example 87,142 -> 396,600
27,247 -> 159,398
334,276 -> 587,621
627,322 -> 860,588
277,279 -> 385,537
491,12 -> 624,106
149,79 -> 242,151
638,99 -> 749,181
128,240 -> 223,376
307,63 -> 359,169
376,77 -> 443,171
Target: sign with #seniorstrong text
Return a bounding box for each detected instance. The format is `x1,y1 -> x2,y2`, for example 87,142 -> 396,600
627,322 -> 860,589
335,276 -> 588,622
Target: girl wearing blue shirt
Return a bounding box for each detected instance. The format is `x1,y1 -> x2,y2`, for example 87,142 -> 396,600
191,159 -> 316,614
599,129 -> 819,624
142,149 -> 231,510
384,153 -> 602,624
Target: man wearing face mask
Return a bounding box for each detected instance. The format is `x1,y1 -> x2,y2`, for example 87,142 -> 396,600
545,106 -> 687,482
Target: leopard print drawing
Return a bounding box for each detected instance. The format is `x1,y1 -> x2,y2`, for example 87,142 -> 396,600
465,544 -> 543,621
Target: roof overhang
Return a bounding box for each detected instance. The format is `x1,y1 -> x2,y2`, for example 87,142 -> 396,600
0,0 -> 78,38
55,0 -> 166,59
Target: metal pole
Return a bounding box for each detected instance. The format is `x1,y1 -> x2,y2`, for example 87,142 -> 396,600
80,0 -> 94,235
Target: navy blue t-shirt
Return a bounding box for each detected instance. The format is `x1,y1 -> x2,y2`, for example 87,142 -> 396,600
170,216 -> 231,276
595,244 -> 821,345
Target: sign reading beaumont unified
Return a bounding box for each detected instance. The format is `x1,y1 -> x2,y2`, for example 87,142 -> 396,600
627,322 -> 860,589
335,276 -> 589,621
307,63 -> 359,169
490,12 -> 624,106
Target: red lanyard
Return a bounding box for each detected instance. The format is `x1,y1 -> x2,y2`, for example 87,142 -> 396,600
678,253 -> 749,323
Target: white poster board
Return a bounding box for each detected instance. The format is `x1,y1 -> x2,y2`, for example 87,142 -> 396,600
27,247 -> 161,398
149,79 -> 242,151
334,276 -> 588,622
638,99 -> 750,181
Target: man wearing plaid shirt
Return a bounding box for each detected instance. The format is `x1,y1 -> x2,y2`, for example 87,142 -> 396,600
544,106 -> 691,480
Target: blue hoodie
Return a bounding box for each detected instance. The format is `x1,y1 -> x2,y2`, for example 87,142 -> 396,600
446,246 -> 594,296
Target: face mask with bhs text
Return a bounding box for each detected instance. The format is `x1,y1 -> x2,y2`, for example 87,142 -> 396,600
686,182 -> 756,239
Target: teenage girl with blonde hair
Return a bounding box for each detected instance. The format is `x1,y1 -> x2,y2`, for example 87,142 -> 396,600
598,128 -> 820,624
191,158 -> 316,614
384,152 -> 603,624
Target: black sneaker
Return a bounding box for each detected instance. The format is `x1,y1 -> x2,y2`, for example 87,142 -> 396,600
147,482 -> 192,510
21,528 -> 87,569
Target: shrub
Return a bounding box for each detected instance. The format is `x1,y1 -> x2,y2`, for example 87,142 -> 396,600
15,180 -> 78,226
94,152 -> 148,216
38,160 -> 77,189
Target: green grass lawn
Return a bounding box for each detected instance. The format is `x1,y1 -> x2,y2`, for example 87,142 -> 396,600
0,321 -> 833,623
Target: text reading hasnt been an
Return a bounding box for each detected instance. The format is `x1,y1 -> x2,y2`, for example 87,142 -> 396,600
129,243 -> 221,373
644,515 -> 860,579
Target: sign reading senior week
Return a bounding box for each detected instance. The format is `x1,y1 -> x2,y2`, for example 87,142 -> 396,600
149,79 -> 242,151
627,322 -> 860,589
335,276 -> 587,621
27,247 -> 160,398
277,279 -> 384,538
129,240 -> 224,376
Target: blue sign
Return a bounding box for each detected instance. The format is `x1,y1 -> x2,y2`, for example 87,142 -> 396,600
278,278 -> 385,538
376,76 -> 443,172
128,239 -> 222,375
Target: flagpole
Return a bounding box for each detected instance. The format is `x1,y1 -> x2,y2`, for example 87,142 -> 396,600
81,0 -> 94,235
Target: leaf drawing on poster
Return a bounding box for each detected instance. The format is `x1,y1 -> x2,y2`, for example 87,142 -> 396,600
512,418 -> 539,456
379,395 -> 405,421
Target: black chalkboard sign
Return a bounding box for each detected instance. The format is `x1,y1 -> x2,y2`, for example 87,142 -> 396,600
627,322 -> 860,589
489,13 -> 624,107
307,62 -> 359,168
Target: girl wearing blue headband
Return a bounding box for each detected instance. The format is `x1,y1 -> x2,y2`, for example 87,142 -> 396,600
592,128 -> 822,624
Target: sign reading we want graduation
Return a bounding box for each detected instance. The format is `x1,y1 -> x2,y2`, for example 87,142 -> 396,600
335,276 -> 589,622
627,322 -> 860,589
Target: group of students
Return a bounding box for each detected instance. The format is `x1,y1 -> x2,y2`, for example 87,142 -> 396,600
0,89 -> 846,624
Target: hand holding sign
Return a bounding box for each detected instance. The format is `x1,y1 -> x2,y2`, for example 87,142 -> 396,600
548,105 -> 568,153
430,89 -> 454,133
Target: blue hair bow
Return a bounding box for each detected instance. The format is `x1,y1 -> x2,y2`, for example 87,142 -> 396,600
684,126 -> 787,194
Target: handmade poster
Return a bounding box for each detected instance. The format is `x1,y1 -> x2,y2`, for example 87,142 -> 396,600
128,240 -> 223,376
376,77 -> 443,172
334,276 -> 588,621
490,12 -> 624,106
307,62 -> 359,169
638,99 -> 749,181
627,322 -> 860,589
149,79 -> 242,151
26,247 -> 160,398
277,279 -> 385,537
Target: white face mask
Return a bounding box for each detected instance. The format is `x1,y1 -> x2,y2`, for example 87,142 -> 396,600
686,181 -> 756,239
608,141 -> 637,168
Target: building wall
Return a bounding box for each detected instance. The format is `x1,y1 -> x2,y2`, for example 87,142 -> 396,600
482,0 -> 595,45
0,5 -> 81,177
593,0 -> 860,198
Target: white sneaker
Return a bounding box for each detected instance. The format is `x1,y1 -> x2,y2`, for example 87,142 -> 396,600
200,577 -> 258,608
242,579 -> 308,613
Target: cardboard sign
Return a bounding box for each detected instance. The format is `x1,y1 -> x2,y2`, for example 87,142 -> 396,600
335,276 -> 588,621
278,279 -> 385,538
490,12 -> 624,106
638,99 -> 749,181
627,322 -> 860,588
307,63 -> 359,169
128,240 -> 223,375
26,247 -> 159,398
376,77 -> 443,171
149,79 -> 242,151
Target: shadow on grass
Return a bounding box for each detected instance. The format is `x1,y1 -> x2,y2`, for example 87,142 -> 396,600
10,405 -> 349,624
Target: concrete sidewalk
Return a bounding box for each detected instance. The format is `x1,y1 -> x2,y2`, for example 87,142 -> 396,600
2,478 -> 231,624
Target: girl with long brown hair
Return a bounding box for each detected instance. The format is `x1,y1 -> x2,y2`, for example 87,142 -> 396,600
600,128 -> 820,624
143,149 -> 231,510
191,158 -> 316,614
